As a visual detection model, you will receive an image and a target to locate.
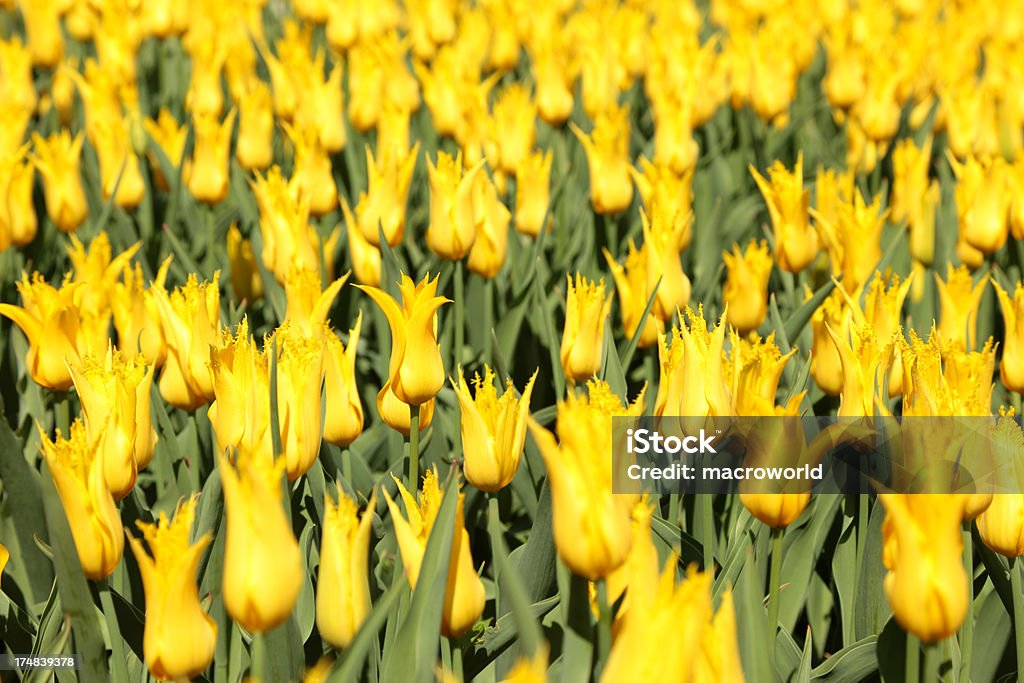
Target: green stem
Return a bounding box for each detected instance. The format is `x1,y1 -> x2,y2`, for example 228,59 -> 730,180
959,525 -> 974,682
905,633 -> 920,683
1011,556 -> 1024,678
488,495 -> 502,617
668,494 -> 681,530
855,493 -> 868,598
452,637 -> 464,681
408,405 -> 421,490
204,205 -> 216,277
98,579 -> 130,683
702,494 -> 715,574
342,447 -> 353,485
597,580 -> 612,666
454,259 -> 464,369
251,631 -> 266,682
484,276 -> 494,364
921,640 -> 938,683
767,526 -> 784,672
228,623 -> 242,682
55,392 -> 70,434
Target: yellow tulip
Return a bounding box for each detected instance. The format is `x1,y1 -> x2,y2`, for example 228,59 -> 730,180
467,172 -> 512,279
188,109 -> 236,204
994,280 -> 1024,393
603,242 -> 661,349
17,0 -> 63,67
151,273 -> 223,411
357,273 -> 450,408
31,130 -> 88,233
514,149 -> 552,237
185,43 -> 225,118
324,314 -> 364,447
560,273 -> 612,385
880,493 -> 968,643
977,413 -> 1024,557
236,80 -> 275,171
126,497 -> 217,681
220,450 -> 303,633
143,109 -> 189,191
0,542 -> 7,587
815,187 -> 888,295
384,470 -> 486,637
528,380 -> 645,580
936,264 -> 988,351
827,319 -> 894,418
503,647 -> 549,683
67,232 -> 141,320
641,204 -> 692,322
271,324 -> 327,481
900,327 -> 995,418
89,116 -> 146,209
809,288 -> 850,396
0,144 -> 36,248
208,319 -> 273,462
427,151 -> 484,260
341,197 -> 383,287
602,498 -> 659,624
69,345 -> 157,500
951,153 -> 1012,255
630,158 -> 693,252
0,37 -> 38,114
857,272 -> 914,396
570,104 -> 634,215
347,32 -> 420,133
141,0 -> 187,38
723,240 -> 772,334
227,224 -> 264,304
284,122 -> 338,216
750,154 -> 816,273
316,486 -> 377,648
376,100 -> 412,162
353,143 -> 420,248
452,366 -> 537,492
891,136 -> 932,227
40,421 -> 124,580
651,96 -> 699,176
111,257 -> 172,367
282,267 -> 347,335
487,85 -> 536,176
414,48 -> 471,138
50,59 -> 76,126
655,306 -> 732,418
725,331 -> 798,417
0,272 -> 109,391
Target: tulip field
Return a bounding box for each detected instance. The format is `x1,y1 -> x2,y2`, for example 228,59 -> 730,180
6,0 -> 1024,681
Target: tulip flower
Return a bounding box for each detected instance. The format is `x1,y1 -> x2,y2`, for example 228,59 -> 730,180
67,232 -> 141,321
631,158 -> 694,251
284,122 -> 338,216
89,116 -> 146,209
651,96 -> 699,176
126,497 -> 217,681
900,327 -> 995,418
0,145 -> 37,248
951,153 -> 1012,255
151,273 -> 223,411
656,305 -> 733,417
272,323 -> 326,480
387,467 -> 486,636
891,136 -> 933,226
143,109 -> 190,191
994,280 -> 1024,393
227,225 -> 264,304
602,498 -> 659,623
528,380 -> 645,579
603,242 -> 661,349
723,240 -> 772,334
283,267 -> 347,335
352,143 -> 420,248
415,49 -> 471,138
0,37 -> 37,114
0,542 -> 7,586
341,198 -> 383,287
936,264 -> 988,351
880,493 -> 969,643
347,32 -> 420,133
427,151 -> 484,260
40,421 -> 124,580
452,366 -> 537,492
827,318 -> 894,418
185,42 -> 226,118
188,110 -> 236,204
977,413 -> 1024,557
377,100 -> 412,162
514,149 -> 552,237
18,0 -> 63,67
571,104 -> 634,215
0,272 -> 109,391
31,130 -> 88,233
529,38 -> 574,126
208,319 -> 273,462
750,154 -> 816,273
69,345 -> 157,500
111,257 -> 172,367
560,273 -> 612,385
324,314 -> 364,447
357,274 -> 450,415
220,450 -> 303,633
725,332 -> 798,417
316,486 -> 377,648
815,187 -> 888,295
486,85 -> 536,176
467,172 -> 512,278
236,80 -> 274,171
641,204 -> 692,322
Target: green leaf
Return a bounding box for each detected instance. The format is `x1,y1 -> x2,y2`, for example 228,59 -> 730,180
783,279 -> 836,346
487,498 -> 543,657
795,627 -> 814,683
328,579 -> 405,682
810,635 -> 879,680
472,596 -> 559,659
734,544 -> 772,679
555,562 -> 592,683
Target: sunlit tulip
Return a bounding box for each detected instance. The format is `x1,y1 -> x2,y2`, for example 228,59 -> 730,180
993,280 -> 1024,393
126,497 -> 217,681
750,154 -> 816,272
188,110 -> 236,204
143,109 -> 189,191
936,264 -> 988,351
227,225 -> 264,304
641,205 -> 692,322
651,98 -> 699,176
40,421 -> 123,580
900,327 -> 995,418
31,131 -> 88,232
467,172 -> 512,278
977,414 -> 1024,557
347,32 -> 420,133
353,143 -> 420,248
324,314 -> 364,447
90,117 -> 146,209
0,37 -> 37,114
112,257 -> 171,367
317,486 -> 377,648
560,273 -> 612,385
151,273 -> 223,411
515,149 -> 552,237
208,319 -> 273,462
725,332 -> 798,417
528,380 -> 645,579
880,494 -> 968,643
377,100 -> 412,161
384,470 -> 486,637
236,80 -> 274,171
487,85 -> 536,176
530,39 -> 574,126
809,288 -> 850,396
0,145 -> 36,248
891,136 -> 932,226
723,241 -> 772,333
284,122 -> 338,216
504,648 -> 550,683
341,198 -> 383,287
17,0 -> 62,67
951,154 -> 1012,255
66,232 -> 140,321
655,306 -> 732,418
186,43 -> 226,118
571,104 -> 634,215
602,498 -> 659,625
282,267 -> 347,335
427,151 -> 484,260
452,367 -> 537,492
815,188 -> 888,294
220,450 -> 303,633
603,242 -> 661,349
271,324 -> 326,480
631,158 -> 694,252
827,319 -> 894,418
357,273 -> 450,409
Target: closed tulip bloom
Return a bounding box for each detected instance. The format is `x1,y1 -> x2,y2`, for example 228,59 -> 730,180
528,380 -> 645,579
31,131 -> 88,233
384,470 -> 485,637
324,314 -> 364,447
188,110 -> 236,204
936,265 -> 988,351
316,487 -> 377,648
531,44 -> 574,126
236,80 -> 275,171
602,498 -> 659,624
655,306 -> 732,417
0,273 -> 109,391
126,497 -> 216,681
143,109 -> 190,191
185,43 -> 226,118
227,225 -> 264,304
995,280 -> 1024,393
560,273 -> 612,385
354,143 -> 420,248
283,267 -> 347,335
750,154 -> 816,273
977,414 -> 1024,557
827,320 -> 894,418
376,100 -> 412,162
17,0 -> 62,67
151,273 -> 223,411
816,188 -> 888,295
467,172 -> 511,278
487,85 -> 536,176
452,366 -> 537,492
112,258 -> 172,367
641,204 -> 692,322
220,450 -> 303,633
0,145 -> 37,248
603,242 -> 661,349
89,117 -> 146,209
208,320 -> 273,462
631,158 -> 694,251
809,288 -> 850,396
40,421 -> 124,580
725,332 -> 799,417
651,97 -> 699,176
273,324 -> 326,480
951,154 -> 1012,255
285,122 -> 338,216
880,493 -> 968,643
357,273 -> 450,407
515,149 -> 552,237
723,241 -> 772,333
427,151 -> 484,260
297,58 -> 346,154
0,37 -> 38,113
571,104 -> 634,215
341,198 -> 383,287
891,136 -> 933,226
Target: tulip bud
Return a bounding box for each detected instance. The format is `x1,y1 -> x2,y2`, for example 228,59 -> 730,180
560,273 -> 612,385
40,420 -> 124,580
227,225 -> 264,304
631,158 -> 694,251
827,320 -> 894,418
341,197 -> 383,287
126,497 -> 217,681
273,323 -> 326,480
936,264 -> 988,352
0,144 -> 37,248
316,487 -> 377,648
188,110 -> 236,204
467,172 -> 512,278
531,46 -> 574,126
514,149 -> 552,237
353,143 -> 419,248
31,131 -> 89,233
951,154 -> 1012,255
750,154 -> 815,273
570,104 -> 634,215
284,122 -> 338,216
236,80 -> 275,172
384,470 -> 485,637
603,242 -> 661,349
725,332 -> 798,417
723,241 -> 772,334
427,151 -> 484,260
